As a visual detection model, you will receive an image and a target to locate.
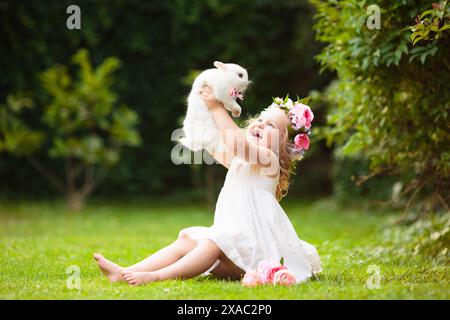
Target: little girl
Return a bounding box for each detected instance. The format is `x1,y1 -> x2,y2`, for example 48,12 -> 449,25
94,86 -> 322,285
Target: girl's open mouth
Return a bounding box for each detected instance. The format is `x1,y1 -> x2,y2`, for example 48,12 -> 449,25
251,129 -> 262,139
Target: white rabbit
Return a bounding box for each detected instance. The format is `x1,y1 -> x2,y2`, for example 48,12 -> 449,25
180,61 -> 250,154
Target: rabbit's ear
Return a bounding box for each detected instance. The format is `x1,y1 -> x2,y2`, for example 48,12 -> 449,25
214,61 -> 227,70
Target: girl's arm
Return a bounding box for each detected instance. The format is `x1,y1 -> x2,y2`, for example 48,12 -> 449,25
200,87 -> 279,176
209,149 -> 231,169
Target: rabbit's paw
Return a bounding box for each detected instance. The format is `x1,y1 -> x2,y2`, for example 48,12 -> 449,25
231,108 -> 241,118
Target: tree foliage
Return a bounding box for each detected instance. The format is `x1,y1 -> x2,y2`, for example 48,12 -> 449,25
0,0 -> 332,199
0,49 -> 141,210
310,0 -> 450,213
0,94 -> 44,155
409,1 -> 450,46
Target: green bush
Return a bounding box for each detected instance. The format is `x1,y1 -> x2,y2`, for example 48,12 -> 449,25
380,213 -> 450,265
311,0 -> 450,213
331,157 -> 399,208
0,49 -> 141,210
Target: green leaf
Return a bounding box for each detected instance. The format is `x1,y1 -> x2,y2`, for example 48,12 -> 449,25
362,57 -> 370,70
440,24 -> 450,31
430,24 -> 440,32
398,43 -> 408,54
394,50 -> 402,65
342,133 -> 364,155
299,96 -> 311,105
420,52 -> 428,64
419,9 -> 433,20
429,46 -> 439,56
411,32 -> 421,41
386,56 -> 394,67
413,36 -> 425,45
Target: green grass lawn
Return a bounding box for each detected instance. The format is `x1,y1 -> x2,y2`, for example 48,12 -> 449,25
0,198 -> 448,299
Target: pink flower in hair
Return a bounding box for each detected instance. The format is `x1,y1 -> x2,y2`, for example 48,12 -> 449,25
294,133 -> 309,150
303,106 -> 314,129
289,103 -> 314,130
265,95 -> 314,159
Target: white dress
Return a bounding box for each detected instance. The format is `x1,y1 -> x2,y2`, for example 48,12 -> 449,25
178,157 -> 322,283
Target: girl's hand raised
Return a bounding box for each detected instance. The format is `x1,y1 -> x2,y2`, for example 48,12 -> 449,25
200,85 -> 224,111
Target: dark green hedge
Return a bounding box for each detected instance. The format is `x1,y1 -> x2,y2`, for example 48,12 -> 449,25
0,0 -> 333,199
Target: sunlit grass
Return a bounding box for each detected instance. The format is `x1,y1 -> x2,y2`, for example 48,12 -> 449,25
0,198 -> 448,299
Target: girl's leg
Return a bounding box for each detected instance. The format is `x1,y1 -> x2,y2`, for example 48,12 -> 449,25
94,237 -> 197,282
123,239 -> 222,286
125,236 -> 197,271
210,252 -> 245,280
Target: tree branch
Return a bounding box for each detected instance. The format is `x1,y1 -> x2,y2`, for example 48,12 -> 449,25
80,164 -> 95,198
27,157 -> 65,193
354,166 -> 394,186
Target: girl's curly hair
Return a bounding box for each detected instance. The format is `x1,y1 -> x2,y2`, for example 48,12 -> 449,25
243,115 -> 299,202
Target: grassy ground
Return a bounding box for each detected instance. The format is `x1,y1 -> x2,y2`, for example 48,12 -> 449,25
0,198 -> 448,299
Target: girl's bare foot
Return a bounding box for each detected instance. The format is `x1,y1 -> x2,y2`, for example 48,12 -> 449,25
93,253 -> 125,283
122,271 -> 160,286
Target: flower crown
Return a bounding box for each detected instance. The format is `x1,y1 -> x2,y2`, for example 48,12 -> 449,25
263,95 -> 314,161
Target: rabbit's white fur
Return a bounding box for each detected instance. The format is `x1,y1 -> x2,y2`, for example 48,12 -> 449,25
180,61 -> 249,154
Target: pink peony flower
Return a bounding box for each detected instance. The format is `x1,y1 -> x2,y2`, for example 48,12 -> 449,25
294,133 -> 309,150
289,105 -> 305,130
242,270 -> 260,287
273,269 -> 297,286
289,103 -> 314,130
257,258 -> 281,284
303,106 -> 314,129
267,265 -> 287,283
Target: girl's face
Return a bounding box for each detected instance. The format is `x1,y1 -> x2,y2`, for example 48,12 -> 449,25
246,108 -> 289,153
